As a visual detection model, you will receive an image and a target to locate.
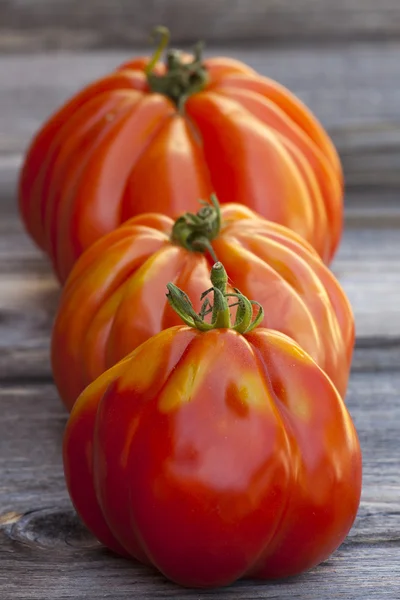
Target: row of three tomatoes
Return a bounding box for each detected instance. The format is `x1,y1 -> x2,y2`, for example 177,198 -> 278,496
53,198 -> 361,589
19,39 -> 361,588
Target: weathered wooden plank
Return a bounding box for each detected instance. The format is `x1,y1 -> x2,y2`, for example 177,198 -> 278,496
2,229 -> 397,390
1,44 -> 400,191
2,340 -> 399,385
4,159 -> 400,227
0,538 -> 398,599
2,0 -> 400,52
345,191 -> 400,229
352,341 -> 400,373
0,370 -> 399,598
332,228 -> 400,339
1,221 -> 399,380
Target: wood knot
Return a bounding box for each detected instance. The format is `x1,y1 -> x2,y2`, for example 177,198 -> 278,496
3,506 -> 101,551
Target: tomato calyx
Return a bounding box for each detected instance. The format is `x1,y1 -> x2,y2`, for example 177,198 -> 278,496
171,194 -> 221,261
166,261 -> 264,333
145,26 -> 208,110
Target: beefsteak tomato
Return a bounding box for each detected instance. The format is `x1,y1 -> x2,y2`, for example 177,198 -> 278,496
51,198 -> 354,411
19,27 -> 343,282
63,264 -> 362,588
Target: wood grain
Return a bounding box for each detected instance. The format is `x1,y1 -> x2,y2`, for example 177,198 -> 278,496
0,540 -> 398,599
2,0 -> 400,52
1,215 -> 400,382
2,44 -> 400,191
1,369 -> 399,598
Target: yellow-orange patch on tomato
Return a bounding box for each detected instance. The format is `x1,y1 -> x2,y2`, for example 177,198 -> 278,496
231,371 -> 274,413
259,330 -> 315,365
123,244 -> 181,295
118,329 -> 175,393
158,354 -> 212,413
289,394 -> 313,422
120,416 -> 141,469
71,357 -> 130,420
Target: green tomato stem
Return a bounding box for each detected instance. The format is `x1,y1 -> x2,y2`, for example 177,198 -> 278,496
145,25 -> 209,110
145,26 -> 171,76
171,194 -> 221,261
166,262 -> 264,333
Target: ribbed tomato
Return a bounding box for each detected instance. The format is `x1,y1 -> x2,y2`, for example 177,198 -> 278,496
19,27 -> 343,283
63,264 -> 361,588
51,199 -> 353,411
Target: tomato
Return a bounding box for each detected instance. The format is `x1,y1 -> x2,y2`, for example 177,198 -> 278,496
51,198 -> 354,411
63,263 -> 361,588
19,27 -> 343,282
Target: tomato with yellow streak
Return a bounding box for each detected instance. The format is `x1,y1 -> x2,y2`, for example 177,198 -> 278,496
63,263 -> 362,588
19,27 -> 343,282
51,197 -> 354,411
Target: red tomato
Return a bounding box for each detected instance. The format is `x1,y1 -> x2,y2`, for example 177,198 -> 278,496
19,28 -> 343,282
63,265 -> 361,588
51,200 -> 354,411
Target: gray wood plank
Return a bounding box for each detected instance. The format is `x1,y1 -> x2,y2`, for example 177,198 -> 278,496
3,159 -> 400,226
0,369 -> 399,598
0,539 -> 398,599
332,228 -> 400,340
352,341 -> 400,373
1,0 -> 400,52
1,218 -> 399,380
2,44 -> 400,191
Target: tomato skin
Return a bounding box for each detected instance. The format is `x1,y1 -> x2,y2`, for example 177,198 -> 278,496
19,54 -> 342,281
63,325 -> 361,588
51,204 -> 354,411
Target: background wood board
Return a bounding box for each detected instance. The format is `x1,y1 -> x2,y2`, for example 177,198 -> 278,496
2,0 -> 400,51
2,44 -> 400,191
1,219 -> 400,383
0,541 -> 398,599
0,369 -> 399,598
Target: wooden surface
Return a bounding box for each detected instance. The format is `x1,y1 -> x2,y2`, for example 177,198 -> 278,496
1,40 -> 400,598
3,44 -> 400,189
2,0 -> 400,51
